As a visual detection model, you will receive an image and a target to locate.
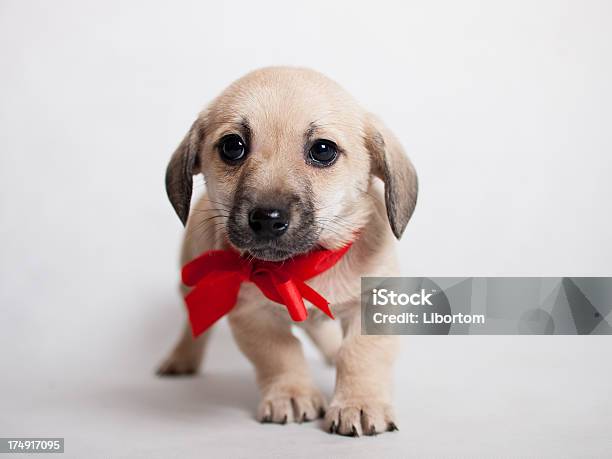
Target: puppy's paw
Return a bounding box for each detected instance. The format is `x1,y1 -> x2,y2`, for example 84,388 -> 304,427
156,352 -> 200,377
257,384 -> 327,424
324,400 -> 398,436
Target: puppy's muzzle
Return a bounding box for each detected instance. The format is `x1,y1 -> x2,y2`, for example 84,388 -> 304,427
227,190 -> 317,261
248,207 -> 290,239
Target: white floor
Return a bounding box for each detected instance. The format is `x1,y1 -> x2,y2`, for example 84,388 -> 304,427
2,322 -> 610,458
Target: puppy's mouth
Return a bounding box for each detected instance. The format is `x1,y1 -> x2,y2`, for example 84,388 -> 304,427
244,245 -> 301,262
226,189 -> 320,261
227,214 -> 319,262
229,229 -> 319,262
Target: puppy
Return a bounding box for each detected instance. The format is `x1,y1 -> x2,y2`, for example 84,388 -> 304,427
158,67 -> 418,436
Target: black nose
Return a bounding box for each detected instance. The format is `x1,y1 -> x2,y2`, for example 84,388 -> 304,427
248,208 -> 289,238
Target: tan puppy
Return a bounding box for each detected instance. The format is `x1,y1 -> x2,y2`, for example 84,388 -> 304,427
159,67 -> 418,436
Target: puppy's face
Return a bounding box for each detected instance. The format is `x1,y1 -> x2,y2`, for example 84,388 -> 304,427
201,70 -> 373,261
166,68 -> 418,261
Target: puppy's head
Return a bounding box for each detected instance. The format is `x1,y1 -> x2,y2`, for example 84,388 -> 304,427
166,67 -> 417,261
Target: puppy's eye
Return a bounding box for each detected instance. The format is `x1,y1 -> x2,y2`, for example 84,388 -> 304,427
219,134 -> 246,162
308,140 -> 338,166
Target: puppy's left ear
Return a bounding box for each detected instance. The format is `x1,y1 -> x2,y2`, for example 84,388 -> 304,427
165,118 -> 203,226
365,114 -> 418,239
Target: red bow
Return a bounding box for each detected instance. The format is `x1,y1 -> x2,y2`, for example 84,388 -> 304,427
181,243 -> 353,337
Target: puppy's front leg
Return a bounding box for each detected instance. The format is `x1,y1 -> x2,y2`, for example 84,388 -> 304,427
325,309 -> 399,436
229,305 -> 327,424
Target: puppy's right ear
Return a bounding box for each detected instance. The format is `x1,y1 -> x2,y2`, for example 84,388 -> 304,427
165,118 -> 203,226
365,114 -> 418,240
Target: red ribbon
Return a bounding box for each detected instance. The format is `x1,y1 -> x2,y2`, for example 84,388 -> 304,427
181,243 -> 353,337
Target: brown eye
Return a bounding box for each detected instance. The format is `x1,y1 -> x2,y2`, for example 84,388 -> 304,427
219,134 -> 246,162
308,140 -> 338,166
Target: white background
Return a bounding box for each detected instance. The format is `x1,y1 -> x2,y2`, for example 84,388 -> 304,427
1,1 -> 611,457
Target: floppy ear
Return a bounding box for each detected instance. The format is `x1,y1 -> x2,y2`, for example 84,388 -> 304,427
165,119 -> 203,226
365,114 -> 418,239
